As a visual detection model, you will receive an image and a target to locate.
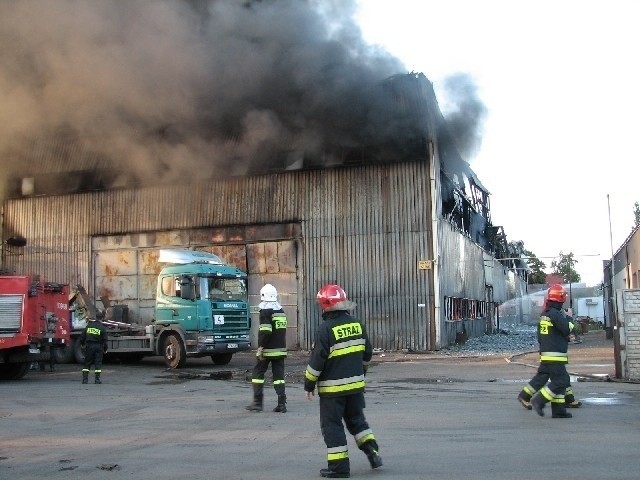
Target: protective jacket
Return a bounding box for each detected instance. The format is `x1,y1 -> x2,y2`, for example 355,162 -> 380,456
304,310 -> 372,397
258,308 -> 287,358
537,301 -> 572,363
80,320 -> 108,348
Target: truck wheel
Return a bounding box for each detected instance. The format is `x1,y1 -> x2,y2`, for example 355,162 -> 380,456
211,353 -> 233,365
0,362 -> 30,380
73,338 -> 86,364
163,334 -> 186,369
53,345 -> 75,364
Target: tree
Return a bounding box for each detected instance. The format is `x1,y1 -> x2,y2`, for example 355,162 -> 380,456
633,201 -> 640,230
550,251 -> 581,283
524,249 -> 547,284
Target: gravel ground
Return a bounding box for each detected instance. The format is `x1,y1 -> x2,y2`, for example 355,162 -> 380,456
436,325 -> 539,357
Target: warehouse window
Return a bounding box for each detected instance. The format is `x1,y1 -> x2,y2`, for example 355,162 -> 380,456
444,296 -> 486,321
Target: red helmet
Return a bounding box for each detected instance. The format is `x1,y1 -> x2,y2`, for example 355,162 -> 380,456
547,284 -> 567,303
316,284 -> 347,311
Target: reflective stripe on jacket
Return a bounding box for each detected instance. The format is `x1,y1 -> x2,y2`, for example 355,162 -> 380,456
258,308 -> 287,358
537,302 -> 571,364
304,310 -> 372,397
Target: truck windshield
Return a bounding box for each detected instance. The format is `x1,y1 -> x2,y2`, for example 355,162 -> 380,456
204,277 -> 247,302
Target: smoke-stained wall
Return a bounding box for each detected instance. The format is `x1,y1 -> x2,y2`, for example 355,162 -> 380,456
3,162 -> 437,351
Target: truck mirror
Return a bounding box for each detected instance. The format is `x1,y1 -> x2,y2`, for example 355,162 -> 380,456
179,276 -> 195,301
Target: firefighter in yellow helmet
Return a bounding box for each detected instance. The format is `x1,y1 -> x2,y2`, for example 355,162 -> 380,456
246,284 -> 288,412
517,284 -> 574,418
304,284 -> 382,478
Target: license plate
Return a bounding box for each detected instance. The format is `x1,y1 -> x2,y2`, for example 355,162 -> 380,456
227,343 -> 238,349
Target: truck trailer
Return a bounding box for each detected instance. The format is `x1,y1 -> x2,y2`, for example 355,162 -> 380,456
62,249 -> 252,369
0,276 -> 70,380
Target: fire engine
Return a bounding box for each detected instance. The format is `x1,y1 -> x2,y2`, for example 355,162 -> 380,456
0,275 -> 70,380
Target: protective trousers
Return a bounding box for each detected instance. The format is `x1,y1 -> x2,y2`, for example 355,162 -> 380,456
82,342 -> 104,381
521,369 -> 576,403
319,392 -> 377,475
525,362 -> 570,403
251,357 -> 286,404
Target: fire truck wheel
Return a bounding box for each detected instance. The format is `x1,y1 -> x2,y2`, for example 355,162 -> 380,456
53,345 -> 75,364
0,362 -> 30,380
211,353 -> 233,365
163,333 -> 187,369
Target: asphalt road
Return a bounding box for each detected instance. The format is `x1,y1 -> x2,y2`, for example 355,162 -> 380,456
1,332 -> 638,480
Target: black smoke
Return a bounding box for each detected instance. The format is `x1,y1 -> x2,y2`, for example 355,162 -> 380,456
441,73 -> 487,161
0,0 -> 486,192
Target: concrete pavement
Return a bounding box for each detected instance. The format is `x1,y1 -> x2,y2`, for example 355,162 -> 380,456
1,330 -> 638,480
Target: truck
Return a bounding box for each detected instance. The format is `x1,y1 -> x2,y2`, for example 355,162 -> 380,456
63,248 -> 252,369
0,275 -> 71,380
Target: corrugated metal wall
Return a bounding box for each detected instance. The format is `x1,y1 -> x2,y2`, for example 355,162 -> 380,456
2,162 -> 434,351
437,221 -> 487,299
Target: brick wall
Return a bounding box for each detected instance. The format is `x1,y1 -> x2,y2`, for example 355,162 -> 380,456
619,289 -> 640,380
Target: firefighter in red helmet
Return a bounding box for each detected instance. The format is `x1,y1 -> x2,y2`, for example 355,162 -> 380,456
517,284 -> 575,418
304,284 -> 382,478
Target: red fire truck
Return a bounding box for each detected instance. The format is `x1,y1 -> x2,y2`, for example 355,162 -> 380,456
0,275 -> 71,380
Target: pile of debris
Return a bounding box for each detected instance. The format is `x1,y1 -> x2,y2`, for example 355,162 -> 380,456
440,326 -> 538,357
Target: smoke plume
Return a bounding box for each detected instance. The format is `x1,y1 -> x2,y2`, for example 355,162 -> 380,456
441,73 -> 487,161
0,0 -> 486,193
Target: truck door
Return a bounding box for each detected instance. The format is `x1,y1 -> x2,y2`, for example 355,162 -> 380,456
155,275 -> 199,330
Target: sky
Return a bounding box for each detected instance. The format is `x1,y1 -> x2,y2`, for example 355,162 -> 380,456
355,0 -> 640,286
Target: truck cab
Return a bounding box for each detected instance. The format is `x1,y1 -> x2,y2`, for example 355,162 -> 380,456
154,249 -> 251,368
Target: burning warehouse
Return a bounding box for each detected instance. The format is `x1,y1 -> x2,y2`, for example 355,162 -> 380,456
0,0 -> 527,351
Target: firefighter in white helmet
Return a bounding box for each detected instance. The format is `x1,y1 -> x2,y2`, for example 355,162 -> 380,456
246,284 -> 288,412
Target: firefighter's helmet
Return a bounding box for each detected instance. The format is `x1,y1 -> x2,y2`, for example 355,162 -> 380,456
547,284 -> 567,303
316,284 -> 348,311
260,284 -> 278,302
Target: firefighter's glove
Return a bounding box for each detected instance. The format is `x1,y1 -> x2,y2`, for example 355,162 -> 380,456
103,345 -> 108,354
80,343 -> 86,351
363,364 -> 369,377
256,347 -> 265,360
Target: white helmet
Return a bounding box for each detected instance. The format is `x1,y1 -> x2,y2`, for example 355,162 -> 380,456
260,284 -> 278,302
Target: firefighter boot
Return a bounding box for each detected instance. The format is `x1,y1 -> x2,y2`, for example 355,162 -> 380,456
551,403 -> 573,419
319,469 -> 350,478
245,393 -> 263,412
94,373 -> 102,384
565,393 -> 583,408
82,371 -> 89,384
517,391 -> 533,410
273,395 -> 287,413
362,441 -> 383,469
530,392 -> 547,417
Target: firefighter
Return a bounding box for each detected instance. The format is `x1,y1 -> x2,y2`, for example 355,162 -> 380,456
245,284 -> 288,412
80,315 -> 108,384
304,284 -> 382,478
517,284 -> 574,418
518,299 -> 582,410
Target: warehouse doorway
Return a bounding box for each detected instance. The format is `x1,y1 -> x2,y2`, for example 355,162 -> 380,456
91,228 -> 301,349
